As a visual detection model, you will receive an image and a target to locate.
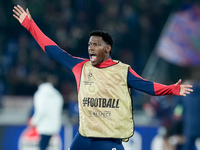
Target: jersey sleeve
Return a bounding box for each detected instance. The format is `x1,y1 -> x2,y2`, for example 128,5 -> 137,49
21,15 -> 86,71
128,67 -> 180,96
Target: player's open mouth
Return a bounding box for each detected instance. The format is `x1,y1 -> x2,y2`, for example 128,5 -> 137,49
89,54 -> 97,62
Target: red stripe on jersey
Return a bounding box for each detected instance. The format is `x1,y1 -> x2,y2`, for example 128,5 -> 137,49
153,83 -> 180,96
128,68 -> 146,80
72,60 -> 89,92
95,58 -> 117,68
22,16 -> 56,51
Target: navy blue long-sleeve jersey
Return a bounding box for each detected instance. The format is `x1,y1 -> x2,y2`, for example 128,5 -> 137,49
21,16 -> 180,96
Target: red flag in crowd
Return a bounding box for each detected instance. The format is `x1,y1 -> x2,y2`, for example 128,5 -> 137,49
156,3 -> 200,66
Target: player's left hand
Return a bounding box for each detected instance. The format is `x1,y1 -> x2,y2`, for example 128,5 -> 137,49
175,79 -> 193,96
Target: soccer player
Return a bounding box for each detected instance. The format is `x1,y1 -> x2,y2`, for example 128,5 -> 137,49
13,5 -> 193,150
29,74 -> 64,150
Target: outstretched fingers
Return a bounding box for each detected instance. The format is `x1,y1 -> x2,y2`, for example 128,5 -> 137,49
185,85 -> 193,92
180,84 -> 193,96
13,6 -> 21,20
13,5 -> 24,17
13,9 -> 20,18
175,79 -> 182,86
13,5 -> 27,24
26,8 -> 32,20
17,5 -> 25,13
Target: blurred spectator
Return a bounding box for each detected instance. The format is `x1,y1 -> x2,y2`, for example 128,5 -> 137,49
28,73 -> 64,150
180,72 -> 200,150
143,95 -> 178,126
147,69 -> 200,150
67,91 -> 79,125
143,95 -> 185,150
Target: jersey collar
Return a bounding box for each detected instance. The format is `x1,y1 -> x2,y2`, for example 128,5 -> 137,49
95,57 -> 117,68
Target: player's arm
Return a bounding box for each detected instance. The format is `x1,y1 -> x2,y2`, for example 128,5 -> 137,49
29,93 -> 43,127
13,5 -> 85,71
128,68 -> 193,96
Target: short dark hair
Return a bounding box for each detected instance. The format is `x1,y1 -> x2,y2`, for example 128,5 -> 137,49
89,30 -> 114,47
37,72 -> 58,87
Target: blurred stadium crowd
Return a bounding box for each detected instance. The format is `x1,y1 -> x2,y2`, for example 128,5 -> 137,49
0,0 -> 193,107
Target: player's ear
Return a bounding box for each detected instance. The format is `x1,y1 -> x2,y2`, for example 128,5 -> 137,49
105,45 -> 111,54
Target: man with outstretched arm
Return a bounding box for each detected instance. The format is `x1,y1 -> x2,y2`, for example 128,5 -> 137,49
13,5 -> 193,150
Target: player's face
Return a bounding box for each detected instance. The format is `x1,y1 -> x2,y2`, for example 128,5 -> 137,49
88,36 -> 111,66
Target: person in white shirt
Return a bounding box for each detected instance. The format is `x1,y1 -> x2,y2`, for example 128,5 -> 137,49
29,73 -> 64,150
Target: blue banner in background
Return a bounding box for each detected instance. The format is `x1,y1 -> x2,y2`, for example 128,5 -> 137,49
1,124 -> 199,150
0,125 -> 65,150
0,125 -> 160,150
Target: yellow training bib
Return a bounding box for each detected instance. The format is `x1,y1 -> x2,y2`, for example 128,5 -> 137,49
78,60 -> 134,140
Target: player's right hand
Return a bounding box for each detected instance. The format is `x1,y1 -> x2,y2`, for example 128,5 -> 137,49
13,5 -> 32,24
